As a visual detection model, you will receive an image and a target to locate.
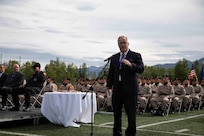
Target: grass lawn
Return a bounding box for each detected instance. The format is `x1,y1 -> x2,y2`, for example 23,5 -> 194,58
0,109 -> 204,136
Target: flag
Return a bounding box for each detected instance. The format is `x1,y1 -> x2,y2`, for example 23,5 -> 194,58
200,62 -> 204,81
188,64 -> 198,81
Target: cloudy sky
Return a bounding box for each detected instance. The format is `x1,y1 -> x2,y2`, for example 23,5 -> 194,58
0,0 -> 204,69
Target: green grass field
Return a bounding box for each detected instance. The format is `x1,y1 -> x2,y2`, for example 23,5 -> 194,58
0,109 -> 204,136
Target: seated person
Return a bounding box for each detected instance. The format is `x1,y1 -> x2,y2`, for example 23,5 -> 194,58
94,77 -> 112,111
138,77 -> 152,114
182,78 -> 195,111
0,64 -> 8,110
150,75 -> 174,116
58,77 -> 75,92
191,78 -> 203,109
171,78 -> 186,112
38,76 -> 58,103
80,78 -> 91,92
18,62 -> 45,111
1,64 -> 24,111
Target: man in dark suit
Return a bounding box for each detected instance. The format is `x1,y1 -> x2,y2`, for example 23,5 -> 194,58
0,64 -> 9,110
1,64 -> 24,111
107,36 -> 144,136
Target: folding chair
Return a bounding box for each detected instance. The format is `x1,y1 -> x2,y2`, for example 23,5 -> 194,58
188,98 -> 193,111
7,95 -> 15,107
166,98 -> 172,116
101,97 -> 108,110
0,96 -> 11,108
198,96 -> 203,111
138,97 -> 150,114
101,89 -> 111,109
178,98 -> 183,113
30,81 -> 47,109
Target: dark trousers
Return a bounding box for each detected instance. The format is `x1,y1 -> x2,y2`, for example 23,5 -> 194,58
24,87 -> 40,108
112,84 -> 137,136
0,87 -> 12,106
11,88 -> 24,108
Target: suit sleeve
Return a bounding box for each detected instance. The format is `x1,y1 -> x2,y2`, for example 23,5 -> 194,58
131,53 -> 144,73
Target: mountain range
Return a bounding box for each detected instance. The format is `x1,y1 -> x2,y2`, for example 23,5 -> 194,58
89,57 -> 204,76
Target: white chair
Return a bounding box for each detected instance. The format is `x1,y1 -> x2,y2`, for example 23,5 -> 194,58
30,81 -> 47,109
178,98 -> 183,113
166,98 -> 172,116
198,96 -> 203,111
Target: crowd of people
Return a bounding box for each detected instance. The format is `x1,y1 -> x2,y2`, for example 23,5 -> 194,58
0,63 -> 45,111
137,75 -> 204,116
0,62 -> 113,112
0,62 -> 204,115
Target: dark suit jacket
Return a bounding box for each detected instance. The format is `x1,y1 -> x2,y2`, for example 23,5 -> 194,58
0,73 -> 8,87
107,50 -> 144,95
26,71 -> 45,89
4,72 -> 24,88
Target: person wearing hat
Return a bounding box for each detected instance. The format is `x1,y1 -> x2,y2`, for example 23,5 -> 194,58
22,62 -> 46,111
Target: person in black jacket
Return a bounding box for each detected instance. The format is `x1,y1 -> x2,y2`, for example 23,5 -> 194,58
0,64 -> 9,110
106,36 -> 144,136
1,64 -> 24,111
23,62 -> 45,111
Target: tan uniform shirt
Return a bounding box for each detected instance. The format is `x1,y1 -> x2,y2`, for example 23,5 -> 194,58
193,84 -> 203,95
183,84 -> 195,96
81,84 -> 91,92
151,83 -> 162,94
158,83 -> 174,97
138,84 -> 152,97
174,84 -> 186,97
96,83 -> 107,93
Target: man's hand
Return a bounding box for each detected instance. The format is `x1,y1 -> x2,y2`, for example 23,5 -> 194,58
122,59 -> 132,67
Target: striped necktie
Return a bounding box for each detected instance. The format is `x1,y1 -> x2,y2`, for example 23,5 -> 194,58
119,53 -> 125,69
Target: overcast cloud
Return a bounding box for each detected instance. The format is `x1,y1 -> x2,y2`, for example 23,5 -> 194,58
0,0 -> 204,69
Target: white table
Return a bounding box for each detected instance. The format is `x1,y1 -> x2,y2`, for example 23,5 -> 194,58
41,92 -> 97,127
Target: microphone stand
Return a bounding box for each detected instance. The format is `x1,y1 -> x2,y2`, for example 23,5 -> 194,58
90,86 -> 94,136
82,86 -> 94,136
82,57 -> 111,136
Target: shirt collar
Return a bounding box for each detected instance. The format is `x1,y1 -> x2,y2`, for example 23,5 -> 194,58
120,49 -> 129,56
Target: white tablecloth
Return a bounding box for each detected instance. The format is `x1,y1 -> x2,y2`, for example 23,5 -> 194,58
41,92 -> 97,127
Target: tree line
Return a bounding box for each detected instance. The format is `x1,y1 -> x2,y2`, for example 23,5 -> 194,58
2,58 -> 203,85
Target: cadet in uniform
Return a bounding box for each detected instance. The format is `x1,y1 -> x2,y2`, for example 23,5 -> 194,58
80,78 -> 92,92
182,78 -> 195,111
191,78 -> 203,109
138,77 -> 152,114
171,78 -> 186,112
149,76 -> 162,113
94,77 -> 112,111
150,75 -> 174,116
58,77 -> 74,92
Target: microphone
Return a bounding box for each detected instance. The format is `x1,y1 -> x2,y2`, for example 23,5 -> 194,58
104,55 -> 113,62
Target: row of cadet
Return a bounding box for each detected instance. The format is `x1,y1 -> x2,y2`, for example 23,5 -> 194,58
137,75 -> 204,116
0,63 -> 112,112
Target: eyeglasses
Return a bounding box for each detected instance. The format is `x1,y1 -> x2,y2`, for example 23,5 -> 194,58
119,42 -> 127,45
